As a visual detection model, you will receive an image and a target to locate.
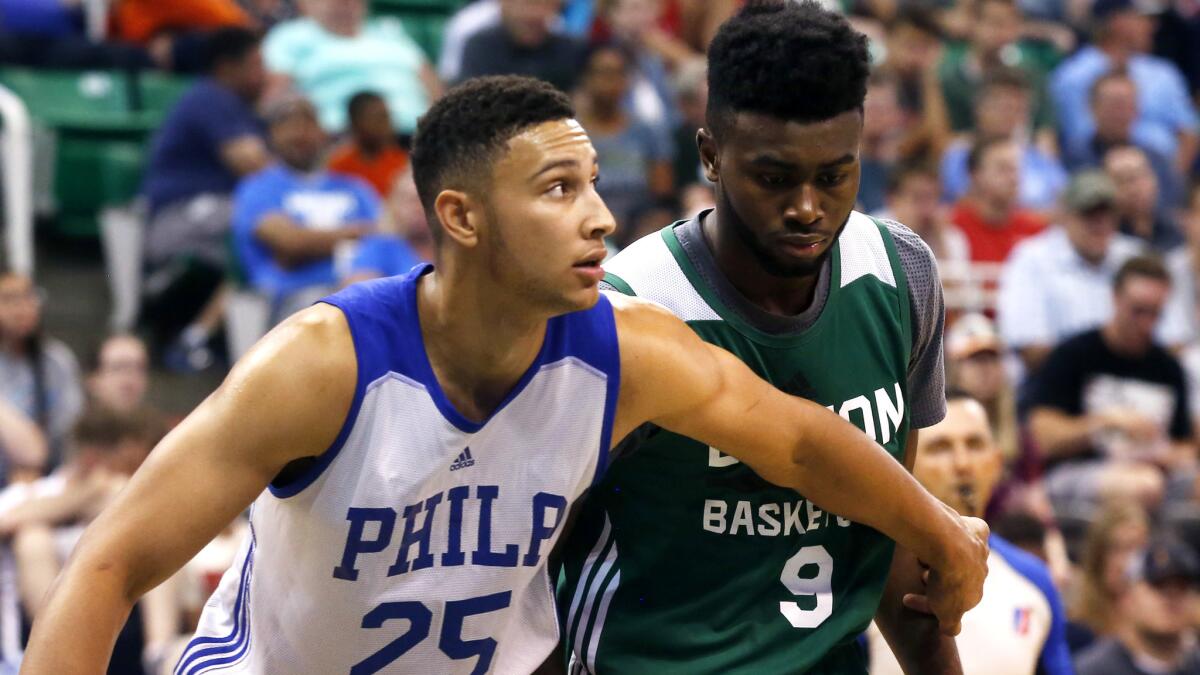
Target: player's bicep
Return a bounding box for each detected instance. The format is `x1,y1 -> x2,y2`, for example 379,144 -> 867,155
68,305 -> 356,598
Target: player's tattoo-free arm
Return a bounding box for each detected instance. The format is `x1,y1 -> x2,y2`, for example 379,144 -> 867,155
21,304 -> 357,675
874,429 -> 964,675
610,295 -> 989,636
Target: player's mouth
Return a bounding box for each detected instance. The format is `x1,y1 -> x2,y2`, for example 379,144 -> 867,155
778,234 -> 827,257
572,249 -> 607,283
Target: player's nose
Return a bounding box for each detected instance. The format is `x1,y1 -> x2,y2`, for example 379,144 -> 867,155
583,190 -> 617,240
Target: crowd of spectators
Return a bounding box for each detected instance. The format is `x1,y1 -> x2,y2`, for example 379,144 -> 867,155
11,0 -> 1200,671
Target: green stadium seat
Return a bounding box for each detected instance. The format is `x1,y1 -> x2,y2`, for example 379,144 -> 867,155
371,0 -> 464,13
133,72 -> 195,127
0,68 -> 144,132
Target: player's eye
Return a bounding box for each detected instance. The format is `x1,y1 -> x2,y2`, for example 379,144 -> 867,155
817,173 -> 847,188
591,173 -> 601,188
758,174 -> 787,187
546,182 -> 569,198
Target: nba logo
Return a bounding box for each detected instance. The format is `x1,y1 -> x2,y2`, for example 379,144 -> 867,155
1013,607 -> 1032,635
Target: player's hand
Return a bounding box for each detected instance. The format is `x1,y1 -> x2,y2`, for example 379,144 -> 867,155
902,514 -> 989,636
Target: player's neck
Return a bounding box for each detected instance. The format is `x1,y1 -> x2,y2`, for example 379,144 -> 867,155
415,266 -> 549,422
703,209 -> 820,316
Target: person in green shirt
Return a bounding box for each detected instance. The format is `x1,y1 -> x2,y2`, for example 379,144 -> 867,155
558,1 -> 966,672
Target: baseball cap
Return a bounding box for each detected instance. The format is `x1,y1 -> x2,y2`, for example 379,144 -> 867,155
1093,0 -> 1163,20
1063,171 -> 1117,213
1128,538 -> 1200,586
946,313 -> 1001,360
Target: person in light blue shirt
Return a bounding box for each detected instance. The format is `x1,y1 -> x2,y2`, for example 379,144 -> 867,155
232,96 -> 380,320
263,0 -> 438,134
1050,0 -> 1198,171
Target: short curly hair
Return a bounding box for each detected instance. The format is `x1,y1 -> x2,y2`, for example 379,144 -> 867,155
411,76 -> 575,227
706,0 -> 870,136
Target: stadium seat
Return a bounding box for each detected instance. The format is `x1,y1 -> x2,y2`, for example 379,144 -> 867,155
369,0 -> 461,61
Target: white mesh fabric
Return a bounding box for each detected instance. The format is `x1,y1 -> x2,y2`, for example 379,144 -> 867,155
604,232 -> 720,322
838,212 -> 896,289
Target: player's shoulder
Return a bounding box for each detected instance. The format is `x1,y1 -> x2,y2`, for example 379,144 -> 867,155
872,216 -> 935,261
602,225 -> 679,292
603,224 -> 722,322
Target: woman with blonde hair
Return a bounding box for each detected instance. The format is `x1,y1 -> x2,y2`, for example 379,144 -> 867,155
1068,501 -> 1151,649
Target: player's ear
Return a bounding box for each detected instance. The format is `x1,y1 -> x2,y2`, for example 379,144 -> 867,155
697,128 -> 719,183
433,189 -> 479,248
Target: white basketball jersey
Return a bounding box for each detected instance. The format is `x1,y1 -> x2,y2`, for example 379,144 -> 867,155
175,265 -> 621,675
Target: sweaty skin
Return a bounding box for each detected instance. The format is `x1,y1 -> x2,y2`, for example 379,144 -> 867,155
20,119 -> 987,674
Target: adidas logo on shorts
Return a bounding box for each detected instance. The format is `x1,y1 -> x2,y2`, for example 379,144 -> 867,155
450,447 -> 475,471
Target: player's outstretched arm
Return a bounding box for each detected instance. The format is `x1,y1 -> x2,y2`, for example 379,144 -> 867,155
610,295 -> 988,636
21,305 -> 357,675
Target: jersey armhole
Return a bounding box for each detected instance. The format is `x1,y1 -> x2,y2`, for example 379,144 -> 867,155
267,300 -> 369,498
602,272 -> 636,296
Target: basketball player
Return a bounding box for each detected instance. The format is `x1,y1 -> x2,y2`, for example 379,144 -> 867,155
558,2 -> 964,673
22,76 -> 986,674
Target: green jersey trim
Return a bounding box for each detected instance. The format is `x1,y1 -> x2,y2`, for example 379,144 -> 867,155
601,271 -> 635,296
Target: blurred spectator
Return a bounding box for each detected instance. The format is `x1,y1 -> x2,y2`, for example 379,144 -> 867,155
1104,144 -> 1184,251
1069,502 -> 1151,651
0,398 -> 47,481
940,68 -> 1068,213
1065,71 -> 1183,209
947,313 -> 1020,464
232,96 -> 378,322
0,0 -> 151,69
110,0 -> 254,72
1075,538 -> 1200,674
670,59 -> 707,191
1161,183 -> 1200,349
1026,256 -> 1193,517
3,405 -> 160,674
327,91 -> 410,198
86,334 -> 150,415
868,393 -> 1072,675
237,0 -> 297,27
141,27 -> 270,363
439,0 -> 502,83
1051,0 -> 1199,175
998,171 -> 1143,372
0,273 -> 84,466
860,71 -> 907,214
877,7 -> 952,162
575,43 -> 674,246
881,162 -> 970,269
263,0 -> 438,134
457,0 -> 587,93
950,137 -> 1047,264
381,167 -> 435,263
938,0 -> 1057,151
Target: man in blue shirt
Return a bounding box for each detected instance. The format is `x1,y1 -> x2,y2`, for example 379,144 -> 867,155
141,27 -> 271,370
232,95 -> 379,323
1050,0 -> 1199,174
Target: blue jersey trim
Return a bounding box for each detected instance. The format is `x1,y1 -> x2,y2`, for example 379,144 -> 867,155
587,294 -> 619,485
174,537 -> 256,674
990,534 -> 1074,675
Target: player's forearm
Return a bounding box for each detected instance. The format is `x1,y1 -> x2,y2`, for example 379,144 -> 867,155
876,548 -> 963,675
22,550 -> 137,673
787,401 -> 967,569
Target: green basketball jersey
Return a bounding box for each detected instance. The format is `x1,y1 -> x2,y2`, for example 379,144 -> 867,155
558,212 -> 914,674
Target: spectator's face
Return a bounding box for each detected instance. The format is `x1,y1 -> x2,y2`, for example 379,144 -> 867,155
1124,578 -> 1195,638
863,80 -> 902,144
607,0 -> 660,41
353,97 -> 394,147
886,24 -> 941,76
1105,147 -> 1158,219
270,106 -> 326,171
1092,78 -> 1138,141
1111,275 -> 1170,353
232,46 -> 268,102
473,119 -> 614,312
89,336 -> 149,414
974,86 -> 1028,138
1103,521 -> 1150,597
973,0 -> 1021,56
0,274 -> 40,343
308,0 -> 365,35
971,141 -> 1020,207
913,398 -> 1002,518
887,173 -> 941,232
677,82 -> 708,128
1107,12 -> 1157,54
699,109 -> 862,277
500,0 -> 560,47
951,350 -> 1007,404
583,48 -> 630,104
1064,205 -> 1119,264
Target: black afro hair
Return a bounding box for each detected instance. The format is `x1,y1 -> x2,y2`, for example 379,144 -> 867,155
706,0 -> 870,135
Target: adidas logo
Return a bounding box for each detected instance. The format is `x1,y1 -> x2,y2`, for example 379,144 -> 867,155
449,447 -> 475,471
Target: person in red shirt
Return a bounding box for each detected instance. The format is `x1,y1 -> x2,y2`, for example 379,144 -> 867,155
951,137 -> 1046,263
327,91 -> 409,198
